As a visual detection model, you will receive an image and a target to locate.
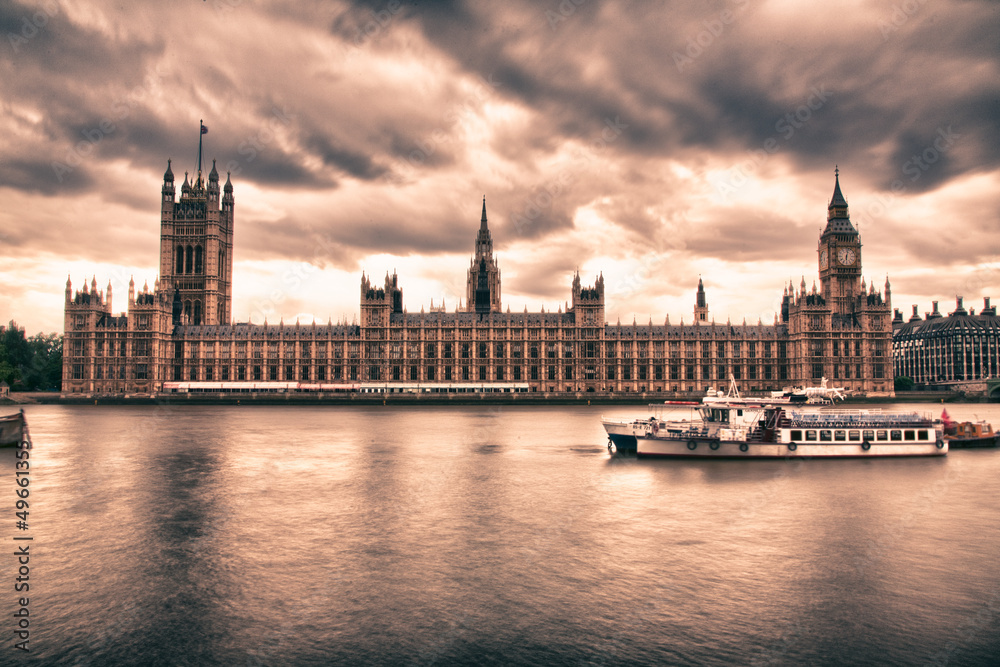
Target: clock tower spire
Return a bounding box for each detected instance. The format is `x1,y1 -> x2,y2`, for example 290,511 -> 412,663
818,167 -> 861,315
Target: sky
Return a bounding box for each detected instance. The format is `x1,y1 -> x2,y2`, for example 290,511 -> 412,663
2,0 -> 999,335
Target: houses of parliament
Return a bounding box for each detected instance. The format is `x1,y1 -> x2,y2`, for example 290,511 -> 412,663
62,157 -> 894,397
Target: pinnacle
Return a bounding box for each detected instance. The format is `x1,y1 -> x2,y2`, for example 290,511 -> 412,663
830,167 -> 848,207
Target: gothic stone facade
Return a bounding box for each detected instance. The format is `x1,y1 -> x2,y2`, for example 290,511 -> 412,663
62,166 -> 894,396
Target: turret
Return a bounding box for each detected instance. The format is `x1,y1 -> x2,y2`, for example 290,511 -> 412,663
571,272 -> 605,326
207,159 -> 220,203
694,277 -> 709,323
162,159 -> 175,207
222,171 -> 234,212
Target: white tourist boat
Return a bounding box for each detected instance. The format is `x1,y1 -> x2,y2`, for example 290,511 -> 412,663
605,379 -> 945,458
602,378 -> 846,453
603,401 -> 701,454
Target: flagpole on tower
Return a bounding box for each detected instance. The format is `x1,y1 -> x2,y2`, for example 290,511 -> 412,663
198,119 -> 204,177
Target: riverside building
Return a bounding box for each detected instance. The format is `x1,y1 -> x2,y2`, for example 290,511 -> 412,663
892,297 -> 1000,385
62,163 -> 894,397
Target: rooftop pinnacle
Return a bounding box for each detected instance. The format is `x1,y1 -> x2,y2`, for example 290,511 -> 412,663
830,166 -> 848,208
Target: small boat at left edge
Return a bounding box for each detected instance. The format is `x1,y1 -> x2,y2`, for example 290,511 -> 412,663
0,410 -> 31,448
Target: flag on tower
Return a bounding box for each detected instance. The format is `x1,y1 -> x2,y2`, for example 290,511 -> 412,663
197,120 -> 208,174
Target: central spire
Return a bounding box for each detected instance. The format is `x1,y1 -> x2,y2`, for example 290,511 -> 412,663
824,167 -> 856,232
466,195 -> 501,313
475,195 -> 493,260
830,166 -> 848,209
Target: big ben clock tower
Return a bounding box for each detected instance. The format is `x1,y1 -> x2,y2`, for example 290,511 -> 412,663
818,168 -> 861,315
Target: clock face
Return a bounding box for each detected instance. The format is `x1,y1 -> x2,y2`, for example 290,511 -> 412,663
837,248 -> 857,265
819,248 -> 829,270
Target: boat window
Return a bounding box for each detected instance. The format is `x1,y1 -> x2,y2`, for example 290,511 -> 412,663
805,430 -> 817,441
904,430 -> 916,441
917,430 -> 929,441
834,430 -> 846,441
848,430 -> 861,441
819,430 -> 832,441
863,430 -> 875,441
891,430 -> 902,441
790,430 -> 803,441
876,430 -> 888,441
736,409 -> 743,416
720,409 -> 729,423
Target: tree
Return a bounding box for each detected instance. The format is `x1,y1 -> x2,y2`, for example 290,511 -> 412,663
0,322 -> 62,391
894,376 -> 915,391
25,332 -> 63,390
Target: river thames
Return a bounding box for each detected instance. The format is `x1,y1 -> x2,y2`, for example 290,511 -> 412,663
5,402 -> 1000,665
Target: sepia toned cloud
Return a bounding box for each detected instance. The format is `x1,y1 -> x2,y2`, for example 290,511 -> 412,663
2,0 -> 999,334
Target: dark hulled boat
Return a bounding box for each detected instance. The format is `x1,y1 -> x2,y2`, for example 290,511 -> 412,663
0,410 -> 29,448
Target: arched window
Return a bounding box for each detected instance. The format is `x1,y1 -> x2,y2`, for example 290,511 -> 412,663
183,300 -> 192,323
193,300 -> 202,326
176,246 -> 184,274
185,245 -> 193,274
194,245 -> 203,274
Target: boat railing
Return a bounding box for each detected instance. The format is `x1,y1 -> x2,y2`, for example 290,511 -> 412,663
786,410 -> 931,426
787,408 -> 888,417
658,425 -> 708,438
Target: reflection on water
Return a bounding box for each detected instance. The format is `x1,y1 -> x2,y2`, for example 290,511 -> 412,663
6,403 -> 1000,665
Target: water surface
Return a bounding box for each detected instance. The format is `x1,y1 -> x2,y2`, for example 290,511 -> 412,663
5,402 -> 1000,665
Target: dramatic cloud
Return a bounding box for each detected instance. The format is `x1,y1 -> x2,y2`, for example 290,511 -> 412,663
2,0 -> 999,335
